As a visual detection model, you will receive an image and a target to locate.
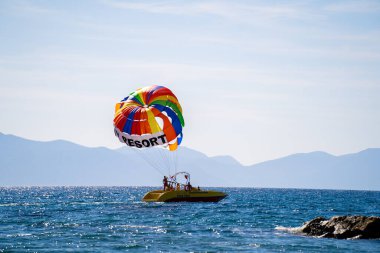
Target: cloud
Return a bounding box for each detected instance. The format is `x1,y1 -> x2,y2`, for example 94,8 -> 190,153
5,1 -> 61,16
102,0 -> 322,22
325,1 -> 380,13
1,47 -> 378,97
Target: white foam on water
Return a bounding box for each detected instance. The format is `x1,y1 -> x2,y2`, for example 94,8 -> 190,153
118,225 -> 151,228
231,227 -> 246,235
110,224 -> 162,230
249,243 -> 261,248
6,233 -> 33,237
275,226 -> 303,234
0,203 -> 18,207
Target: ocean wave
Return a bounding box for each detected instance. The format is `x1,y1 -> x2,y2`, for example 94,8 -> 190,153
6,233 -> 33,238
249,243 -> 261,248
112,224 -> 159,229
109,224 -> 167,234
0,203 -> 18,207
0,202 -> 44,207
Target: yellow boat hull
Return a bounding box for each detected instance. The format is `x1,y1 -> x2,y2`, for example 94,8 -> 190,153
142,189 -> 227,202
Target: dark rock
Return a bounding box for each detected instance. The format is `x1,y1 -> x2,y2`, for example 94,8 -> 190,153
300,216 -> 380,239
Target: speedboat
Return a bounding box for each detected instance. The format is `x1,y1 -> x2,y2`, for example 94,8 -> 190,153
142,189 -> 227,202
142,172 -> 227,202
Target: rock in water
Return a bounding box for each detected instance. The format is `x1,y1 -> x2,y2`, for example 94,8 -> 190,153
300,216 -> 380,239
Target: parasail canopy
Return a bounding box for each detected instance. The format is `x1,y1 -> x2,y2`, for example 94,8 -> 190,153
113,85 -> 185,151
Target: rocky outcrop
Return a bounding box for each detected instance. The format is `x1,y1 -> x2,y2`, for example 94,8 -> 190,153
300,216 -> 380,239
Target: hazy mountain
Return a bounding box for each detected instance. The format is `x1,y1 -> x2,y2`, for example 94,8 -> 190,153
1,133 -> 379,190
0,132 -> 152,186
243,150 -> 380,190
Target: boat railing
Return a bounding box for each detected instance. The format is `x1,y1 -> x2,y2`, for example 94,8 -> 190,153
164,180 -> 194,191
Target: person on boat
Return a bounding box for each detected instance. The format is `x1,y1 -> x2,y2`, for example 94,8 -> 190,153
169,182 -> 174,191
163,176 -> 168,191
185,182 -> 193,191
176,183 -> 180,191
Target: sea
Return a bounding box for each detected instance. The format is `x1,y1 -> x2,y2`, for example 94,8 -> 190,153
0,187 -> 379,252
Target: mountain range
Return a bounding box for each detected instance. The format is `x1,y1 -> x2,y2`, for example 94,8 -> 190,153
1,133 -> 379,190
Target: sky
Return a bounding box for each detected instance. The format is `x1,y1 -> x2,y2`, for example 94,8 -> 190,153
0,0 -> 380,165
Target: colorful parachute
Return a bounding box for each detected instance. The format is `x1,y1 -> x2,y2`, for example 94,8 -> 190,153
113,85 -> 185,151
